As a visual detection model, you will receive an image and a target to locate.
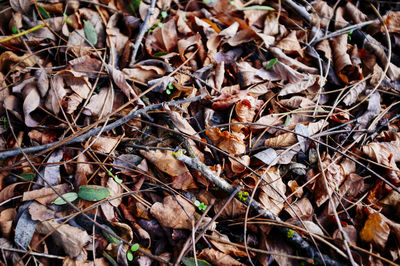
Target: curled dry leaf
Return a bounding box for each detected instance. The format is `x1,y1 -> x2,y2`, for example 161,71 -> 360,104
91,136 -> 119,154
150,195 -> 195,229
198,248 -> 245,266
209,231 -> 249,257
0,208 -> 17,238
36,220 -> 91,258
206,128 -> 246,155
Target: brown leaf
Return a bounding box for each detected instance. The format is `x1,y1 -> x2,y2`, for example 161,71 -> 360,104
0,208 -> 17,238
22,183 -> 70,204
0,238 -> 24,266
235,96 -> 263,123
140,149 -> 189,176
150,195 -> 195,229
209,231 -> 249,257
258,167 -> 286,215
284,197 -> 313,218
332,34 -> 362,83
22,83 -> 40,127
251,114 -> 283,132
83,87 -> 114,117
0,51 -> 36,74
36,220 -> 91,258
206,128 -> 246,155
91,136 -> 119,154
198,248 -> 245,266
28,201 -> 56,221
360,212 -> 390,250
0,182 -> 27,204
276,31 -> 304,57
213,198 -> 247,219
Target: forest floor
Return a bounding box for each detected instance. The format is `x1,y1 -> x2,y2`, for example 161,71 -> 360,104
1,0 -> 400,265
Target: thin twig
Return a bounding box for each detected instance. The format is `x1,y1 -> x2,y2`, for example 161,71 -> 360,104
129,0 -> 157,66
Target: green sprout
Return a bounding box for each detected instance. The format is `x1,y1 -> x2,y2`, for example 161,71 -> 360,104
166,83 -> 174,95
161,11 -> 168,19
3,117 -> 7,128
238,191 -> 249,201
194,200 -> 207,211
126,243 -> 140,261
38,6 -> 51,19
11,26 -> 18,34
107,168 -> 123,184
63,13 -> 72,24
266,58 -> 278,70
348,29 -> 354,41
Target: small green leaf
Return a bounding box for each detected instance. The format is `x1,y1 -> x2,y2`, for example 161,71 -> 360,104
182,12 -> 187,22
2,117 -> 7,128
168,83 -> 174,90
266,58 -> 278,70
78,185 -> 110,201
12,26 -> 18,34
156,22 -> 164,28
194,200 -> 200,207
284,115 -> 290,127
161,11 -> 168,19
182,257 -> 212,266
19,173 -> 35,181
38,5 -> 51,19
202,0 -> 213,4
84,20 -> 98,46
348,29 -> 354,41
237,5 -> 275,11
229,1 -> 235,5
153,51 -> 167,57
127,251 -> 134,261
130,243 -> 140,252
166,89 -> 171,95
52,192 -> 78,205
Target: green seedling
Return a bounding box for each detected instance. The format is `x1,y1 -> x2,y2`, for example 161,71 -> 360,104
11,26 -> 18,34
166,83 -> 174,95
107,168 -> 123,184
126,243 -> 140,261
161,11 -> 168,19
63,13 -> 72,24
266,58 -> 278,70
3,117 -> 7,128
194,200 -> 207,211
348,29 -> 354,41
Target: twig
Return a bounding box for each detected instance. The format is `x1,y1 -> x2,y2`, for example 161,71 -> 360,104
129,0 -> 157,66
283,0 -> 311,23
0,24 -> 44,43
0,94 -> 206,160
0,246 -> 65,260
173,152 -> 345,266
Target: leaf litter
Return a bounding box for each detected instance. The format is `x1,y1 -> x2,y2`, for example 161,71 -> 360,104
0,0 -> 400,265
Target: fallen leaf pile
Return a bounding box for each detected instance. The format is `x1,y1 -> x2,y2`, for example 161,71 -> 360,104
0,0 -> 400,265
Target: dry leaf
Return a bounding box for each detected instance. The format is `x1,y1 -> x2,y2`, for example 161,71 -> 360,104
36,220 -> 91,258
258,167 -> 286,215
150,195 -> 195,229
360,212 -> 390,250
198,248 -> 245,266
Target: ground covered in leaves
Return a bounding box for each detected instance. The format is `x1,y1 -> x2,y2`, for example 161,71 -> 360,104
1,0 -> 400,265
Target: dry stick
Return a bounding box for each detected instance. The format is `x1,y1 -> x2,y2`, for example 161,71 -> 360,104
129,0 -> 157,66
0,246 -> 65,260
0,94 -> 206,160
283,0 -> 311,23
173,153 -> 343,266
